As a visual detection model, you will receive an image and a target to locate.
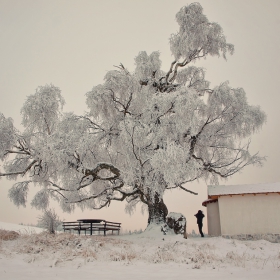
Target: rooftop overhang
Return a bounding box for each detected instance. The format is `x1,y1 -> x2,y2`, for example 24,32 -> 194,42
202,198 -> 218,207
208,192 -> 280,200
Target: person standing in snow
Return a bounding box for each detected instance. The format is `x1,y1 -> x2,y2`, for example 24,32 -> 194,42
194,210 -> 205,237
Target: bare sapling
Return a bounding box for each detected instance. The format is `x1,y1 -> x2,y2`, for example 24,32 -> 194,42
37,208 -> 61,234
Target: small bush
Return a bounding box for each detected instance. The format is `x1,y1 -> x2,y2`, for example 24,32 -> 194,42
0,229 -> 20,240
37,208 -> 61,234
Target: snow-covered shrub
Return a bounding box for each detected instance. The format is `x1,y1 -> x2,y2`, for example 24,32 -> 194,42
37,208 -> 61,234
161,212 -> 187,238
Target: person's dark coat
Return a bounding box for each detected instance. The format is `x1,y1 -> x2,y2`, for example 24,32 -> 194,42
194,210 -> 205,237
194,210 -> 204,225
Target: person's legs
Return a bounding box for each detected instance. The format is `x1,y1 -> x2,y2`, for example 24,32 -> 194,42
198,223 -> 204,237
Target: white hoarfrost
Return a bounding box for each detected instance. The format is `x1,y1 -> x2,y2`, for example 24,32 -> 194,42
0,3 -> 266,228
37,209 -> 62,234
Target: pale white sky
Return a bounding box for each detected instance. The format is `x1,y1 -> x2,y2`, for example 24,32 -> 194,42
0,0 -> 280,232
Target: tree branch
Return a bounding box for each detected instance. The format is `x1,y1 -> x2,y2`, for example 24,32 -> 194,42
165,60 -> 177,81
0,159 -> 37,177
177,184 -> 198,195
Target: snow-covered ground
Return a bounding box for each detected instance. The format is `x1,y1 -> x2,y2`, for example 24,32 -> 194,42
0,221 -> 44,234
0,222 -> 279,279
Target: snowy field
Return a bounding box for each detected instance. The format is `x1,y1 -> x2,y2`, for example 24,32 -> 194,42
0,222 -> 279,280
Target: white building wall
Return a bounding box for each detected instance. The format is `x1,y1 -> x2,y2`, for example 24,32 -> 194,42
218,193 -> 280,235
207,201 -> 221,236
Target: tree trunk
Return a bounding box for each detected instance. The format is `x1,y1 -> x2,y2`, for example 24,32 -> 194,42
147,195 -> 168,225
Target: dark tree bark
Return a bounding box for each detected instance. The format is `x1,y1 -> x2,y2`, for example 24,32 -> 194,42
147,195 -> 168,225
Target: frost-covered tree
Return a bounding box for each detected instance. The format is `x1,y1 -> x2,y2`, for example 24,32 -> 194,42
37,208 -> 61,234
0,3 -> 266,228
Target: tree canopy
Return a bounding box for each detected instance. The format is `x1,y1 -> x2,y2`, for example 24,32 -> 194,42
0,3 -> 266,226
